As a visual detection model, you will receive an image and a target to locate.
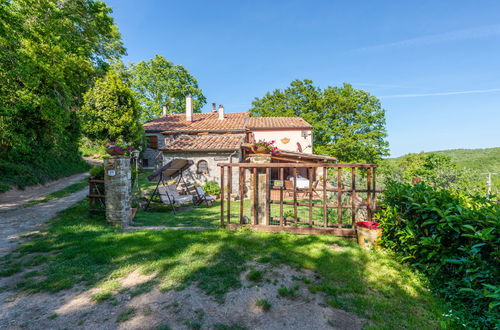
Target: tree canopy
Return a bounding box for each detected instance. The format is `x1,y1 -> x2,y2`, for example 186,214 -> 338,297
80,70 -> 143,144
0,0 -> 124,189
128,55 -> 206,121
249,79 -> 389,163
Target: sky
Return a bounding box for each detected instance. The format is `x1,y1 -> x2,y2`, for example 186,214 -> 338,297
106,0 -> 500,157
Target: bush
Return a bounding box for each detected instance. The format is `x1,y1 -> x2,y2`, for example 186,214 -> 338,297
376,181 -> 500,328
203,181 -> 220,196
89,166 -> 104,180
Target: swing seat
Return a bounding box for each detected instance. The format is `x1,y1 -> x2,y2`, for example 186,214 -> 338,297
158,185 -> 193,205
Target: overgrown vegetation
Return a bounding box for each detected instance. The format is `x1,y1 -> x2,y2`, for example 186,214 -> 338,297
0,200 -> 448,329
0,0 -> 124,191
202,181 -> 221,196
376,181 -> 500,328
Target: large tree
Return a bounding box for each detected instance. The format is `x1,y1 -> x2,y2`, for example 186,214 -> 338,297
129,55 -> 206,121
0,0 -> 124,188
249,79 -> 389,163
80,70 -> 143,144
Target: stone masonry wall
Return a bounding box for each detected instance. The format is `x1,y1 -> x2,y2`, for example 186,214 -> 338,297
143,132 -> 166,168
162,151 -> 242,194
104,156 -> 131,227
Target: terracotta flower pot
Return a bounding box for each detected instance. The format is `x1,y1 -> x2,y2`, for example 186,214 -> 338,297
251,146 -> 269,154
131,207 -> 138,219
106,148 -> 125,156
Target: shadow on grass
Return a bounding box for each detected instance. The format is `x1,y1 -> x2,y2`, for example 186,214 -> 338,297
0,200 -> 447,329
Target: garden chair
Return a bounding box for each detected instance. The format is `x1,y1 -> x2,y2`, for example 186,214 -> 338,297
194,186 -> 216,206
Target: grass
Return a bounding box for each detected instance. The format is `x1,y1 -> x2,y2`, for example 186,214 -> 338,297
246,270 -> 263,282
22,180 -> 88,207
0,199 -> 451,329
255,298 -> 271,311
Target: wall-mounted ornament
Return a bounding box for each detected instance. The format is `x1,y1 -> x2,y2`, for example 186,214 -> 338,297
281,137 -> 290,144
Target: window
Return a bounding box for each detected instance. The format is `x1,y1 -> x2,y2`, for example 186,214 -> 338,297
147,135 -> 158,149
197,160 -> 209,174
142,158 -> 149,167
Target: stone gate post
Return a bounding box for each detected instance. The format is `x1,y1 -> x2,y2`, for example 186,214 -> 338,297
247,154 -> 271,226
104,156 -> 131,227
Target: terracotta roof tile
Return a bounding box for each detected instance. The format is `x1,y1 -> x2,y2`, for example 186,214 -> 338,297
246,117 -> 312,129
144,112 -> 249,132
143,112 -> 313,132
161,134 -> 245,152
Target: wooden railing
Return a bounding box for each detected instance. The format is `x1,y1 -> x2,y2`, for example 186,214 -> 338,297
217,163 -> 381,236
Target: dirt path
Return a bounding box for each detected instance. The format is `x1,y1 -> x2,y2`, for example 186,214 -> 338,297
0,189 -> 88,256
0,172 -> 89,212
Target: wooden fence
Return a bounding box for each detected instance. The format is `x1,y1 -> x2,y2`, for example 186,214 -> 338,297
218,163 -> 382,236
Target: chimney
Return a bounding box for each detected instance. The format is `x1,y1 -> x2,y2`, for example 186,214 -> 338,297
211,102 -> 217,113
162,104 -> 167,116
218,104 -> 224,120
185,94 -> 193,122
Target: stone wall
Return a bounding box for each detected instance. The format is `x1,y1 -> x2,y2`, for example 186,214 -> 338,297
104,156 -> 131,227
143,132 -> 166,168
162,150 -> 242,193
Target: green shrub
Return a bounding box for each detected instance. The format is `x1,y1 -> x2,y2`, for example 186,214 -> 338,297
376,181 -> 500,328
89,166 -> 104,179
203,181 -> 220,195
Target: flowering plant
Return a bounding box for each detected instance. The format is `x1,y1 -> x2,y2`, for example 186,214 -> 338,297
250,139 -> 279,155
106,141 -> 136,156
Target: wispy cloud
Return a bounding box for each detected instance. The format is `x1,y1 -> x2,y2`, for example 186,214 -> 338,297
380,88 -> 500,99
355,24 -> 500,51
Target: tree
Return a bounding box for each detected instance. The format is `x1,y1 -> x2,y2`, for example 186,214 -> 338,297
249,79 -> 389,163
80,70 -> 143,144
0,0 -> 125,188
129,55 -> 206,121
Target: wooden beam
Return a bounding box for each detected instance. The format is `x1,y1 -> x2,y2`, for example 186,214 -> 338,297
266,167 -> 271,225
218,163 -> 378,168
367,167 -> 372,222
308,167 -> 313,226
351,167 -> 356,224
228,224 -> 356,237
293,167 -> 298,224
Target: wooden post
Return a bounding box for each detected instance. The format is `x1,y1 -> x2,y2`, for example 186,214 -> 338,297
227,166 -> 232,224
279,167 -> 284,226
337,167 -> 342,228
308,167 -> 313,226
293,167 -> 298,224
265,168 -> 271,225
372,167 -> 377,211
220,166 -> 225,226
351,167 -> 356,224
322,167 -> 327,227
239,168 -> 244,224
367,167 -> 372,221
253,167 -> 257,225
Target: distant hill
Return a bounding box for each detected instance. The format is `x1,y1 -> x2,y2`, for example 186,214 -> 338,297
391,147 -> 500,193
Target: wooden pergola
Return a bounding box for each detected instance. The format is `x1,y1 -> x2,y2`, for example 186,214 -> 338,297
218,162 -> 382,237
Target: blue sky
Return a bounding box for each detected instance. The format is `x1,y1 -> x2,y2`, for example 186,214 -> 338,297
106,0 -> 500,157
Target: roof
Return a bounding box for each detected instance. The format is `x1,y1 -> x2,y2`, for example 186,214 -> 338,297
161,134 -> 246,152
144,112 -> 249,132
246,117 -> 312,129
143,112 -> 313,132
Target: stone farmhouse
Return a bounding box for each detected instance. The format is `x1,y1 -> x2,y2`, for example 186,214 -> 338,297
143,95 -> 336,189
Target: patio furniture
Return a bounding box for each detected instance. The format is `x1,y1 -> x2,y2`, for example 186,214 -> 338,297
194,186 -> 216,206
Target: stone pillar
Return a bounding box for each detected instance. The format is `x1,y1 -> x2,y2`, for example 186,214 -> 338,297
247,154 -> 271,226
104,156 -> 131,227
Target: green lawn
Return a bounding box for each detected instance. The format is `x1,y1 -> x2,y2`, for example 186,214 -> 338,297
0,199 -> 451,329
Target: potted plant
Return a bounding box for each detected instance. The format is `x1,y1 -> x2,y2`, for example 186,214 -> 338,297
131,198 -> 139,219
249,140 -> 279,155
106,141 -> 136,156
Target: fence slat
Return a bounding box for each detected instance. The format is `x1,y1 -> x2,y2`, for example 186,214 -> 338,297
308,167 -> 313,226
367,167 -> 372,222
351,167 -> 356,224
227,166 -> 232,224
337,167 -> 342,228
220,166 -> 225,226
322,167 -> 327,227
252,167 -> 257,225
279,167 -> 284,226
293,167 -> 298,224
239,168 -> 244,224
